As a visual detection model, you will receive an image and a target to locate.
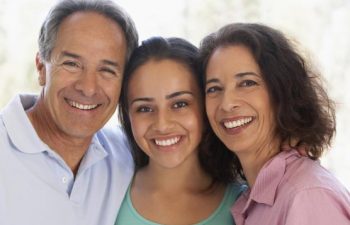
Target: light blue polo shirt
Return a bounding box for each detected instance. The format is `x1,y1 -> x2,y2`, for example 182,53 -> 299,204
0,94 -> 134,225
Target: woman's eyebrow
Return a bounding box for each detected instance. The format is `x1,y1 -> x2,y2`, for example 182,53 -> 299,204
235,71 -> 260,78
206,78 -> 220,85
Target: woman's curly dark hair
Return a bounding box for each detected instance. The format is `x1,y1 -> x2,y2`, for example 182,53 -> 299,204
199,23 -> 336,161
118,36 -> 242,184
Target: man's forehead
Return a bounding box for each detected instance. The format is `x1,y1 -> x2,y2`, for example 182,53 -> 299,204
50,12 -> 127,67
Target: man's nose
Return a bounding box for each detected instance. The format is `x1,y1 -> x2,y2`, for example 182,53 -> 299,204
74,70 -> 98,97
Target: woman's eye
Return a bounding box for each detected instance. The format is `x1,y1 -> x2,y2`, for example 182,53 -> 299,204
173,101 -> 188,109
240,80 -> 257,87
206,86 -> 222,94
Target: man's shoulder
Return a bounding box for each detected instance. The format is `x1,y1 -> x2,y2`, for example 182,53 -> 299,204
0,93 -> 39,145
97,124 -> 131,156
0,93 -> 37,115
0,116 -> 7,140
99,124 -> 127,144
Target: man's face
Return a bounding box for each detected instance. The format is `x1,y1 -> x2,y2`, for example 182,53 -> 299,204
36,12 -> 127,140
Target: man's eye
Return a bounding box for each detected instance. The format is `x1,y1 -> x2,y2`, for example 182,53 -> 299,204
173,101 -> 188,109
100,67 -> 117,76
61,61 -> 81,72
62,61 -> 79,67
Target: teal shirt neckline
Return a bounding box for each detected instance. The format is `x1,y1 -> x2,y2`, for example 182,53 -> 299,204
115,182 -> 244,225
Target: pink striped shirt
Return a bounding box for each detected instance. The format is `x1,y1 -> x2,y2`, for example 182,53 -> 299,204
231,150 -> 350,225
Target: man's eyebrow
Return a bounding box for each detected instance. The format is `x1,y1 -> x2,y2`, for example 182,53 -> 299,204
59,51 -> 120,68
166,91 -> 193,99
60,51 -> 81,59
101,59 -> 120,68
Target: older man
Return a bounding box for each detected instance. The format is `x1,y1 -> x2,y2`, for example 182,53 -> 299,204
0,0 -> 138,224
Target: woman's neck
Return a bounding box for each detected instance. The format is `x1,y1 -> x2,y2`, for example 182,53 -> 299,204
238,138 -> 281,187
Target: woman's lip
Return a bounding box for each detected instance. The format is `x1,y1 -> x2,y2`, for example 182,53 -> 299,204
220,116 -> 254,135
221,116 -> 254,129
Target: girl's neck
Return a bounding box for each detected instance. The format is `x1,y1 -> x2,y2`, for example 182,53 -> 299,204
129,156 -> 226,225
133,157 -> 213,194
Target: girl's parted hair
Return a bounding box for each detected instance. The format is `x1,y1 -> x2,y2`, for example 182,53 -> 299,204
118,36 -> 242,183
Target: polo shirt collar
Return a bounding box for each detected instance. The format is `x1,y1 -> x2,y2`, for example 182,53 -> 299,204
78,135 -> 108,172
2,94 -> 49,154
2,94 -> 109,168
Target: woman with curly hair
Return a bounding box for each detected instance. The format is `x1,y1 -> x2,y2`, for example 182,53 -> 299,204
199,23 -> 350,224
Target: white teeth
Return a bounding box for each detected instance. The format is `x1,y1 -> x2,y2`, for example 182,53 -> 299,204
224,117 -> 253,129
155,137 -> 181,146
69,100 -> 98,110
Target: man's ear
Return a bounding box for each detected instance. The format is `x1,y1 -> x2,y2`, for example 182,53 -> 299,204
36,53 -> 46,86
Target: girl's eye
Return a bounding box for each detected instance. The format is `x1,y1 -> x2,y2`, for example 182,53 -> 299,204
206,86 -> 222,94
136,106 -> 153,113
240,80 -> 257,87
173,101 -> 188,109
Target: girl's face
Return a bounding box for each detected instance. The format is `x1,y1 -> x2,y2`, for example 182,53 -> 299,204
127,59 -> 203,169
205,45 -> 278,157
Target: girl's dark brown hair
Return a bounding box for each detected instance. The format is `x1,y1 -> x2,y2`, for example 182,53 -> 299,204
118,36 -> 241,183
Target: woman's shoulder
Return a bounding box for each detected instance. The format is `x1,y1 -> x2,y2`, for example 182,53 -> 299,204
282,155 -> 349,198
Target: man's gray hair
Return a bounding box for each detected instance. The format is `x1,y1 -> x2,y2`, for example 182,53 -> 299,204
38,0 -> 138,62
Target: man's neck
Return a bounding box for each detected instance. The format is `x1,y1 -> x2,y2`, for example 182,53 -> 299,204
26,96 -> 91,175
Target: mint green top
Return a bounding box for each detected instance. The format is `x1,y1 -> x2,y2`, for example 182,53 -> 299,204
114,182 -> 244,225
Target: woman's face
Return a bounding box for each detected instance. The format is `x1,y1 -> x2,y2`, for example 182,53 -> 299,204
205,45 -> 277,156
127,59 -> 203,169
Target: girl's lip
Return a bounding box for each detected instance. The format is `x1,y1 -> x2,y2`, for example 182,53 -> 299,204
153,135 -> 182,147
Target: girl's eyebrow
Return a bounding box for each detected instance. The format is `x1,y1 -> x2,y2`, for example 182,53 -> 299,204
130,91 -> 193,105
130,97 -> 153,105
166,91 -> 193,99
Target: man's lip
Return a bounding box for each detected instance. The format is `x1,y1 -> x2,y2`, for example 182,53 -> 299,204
65,98 -> 101,110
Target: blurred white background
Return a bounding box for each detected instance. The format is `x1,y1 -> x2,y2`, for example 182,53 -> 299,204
0,0 -> 349,189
